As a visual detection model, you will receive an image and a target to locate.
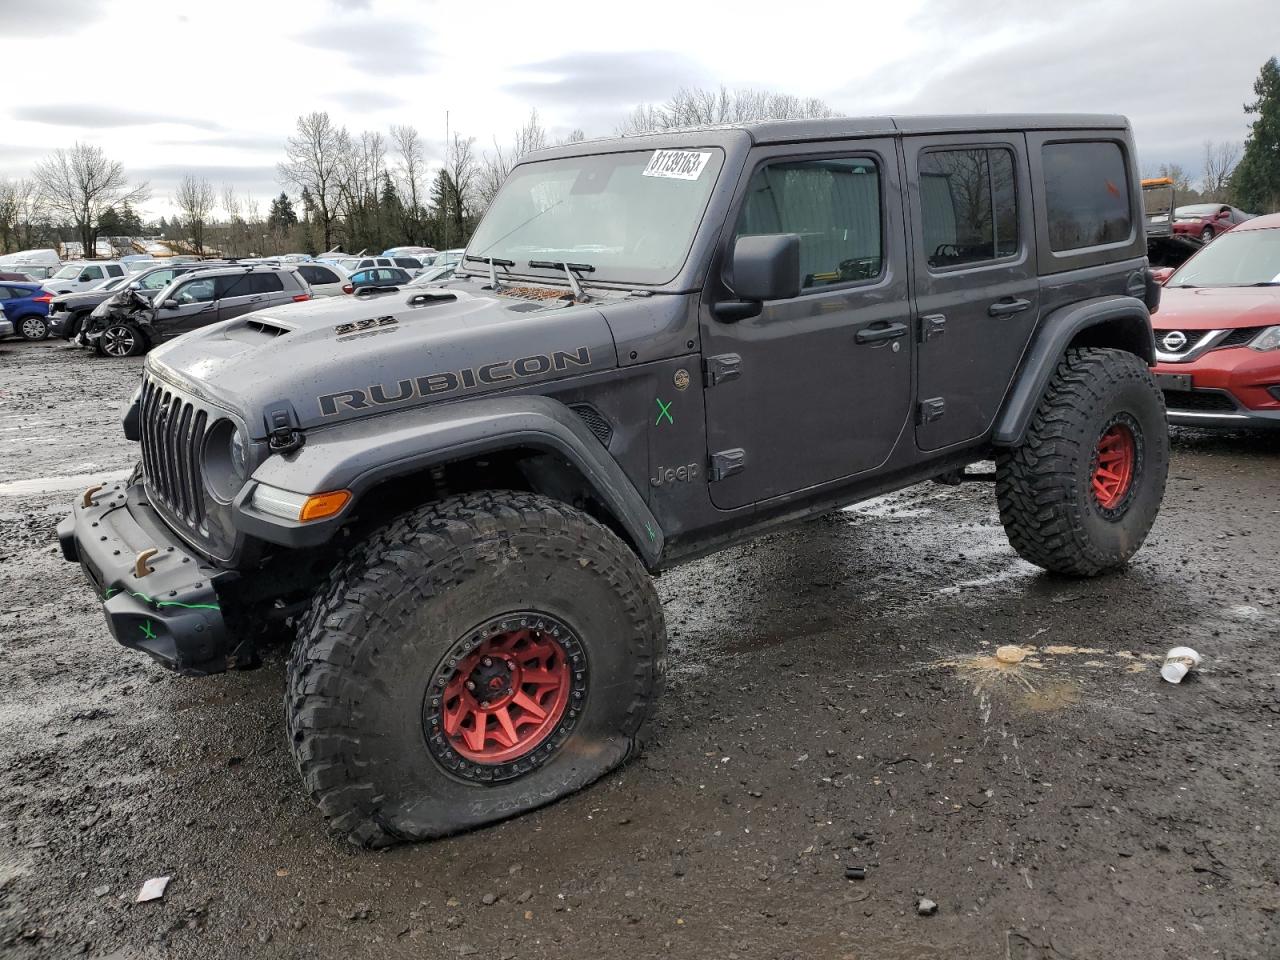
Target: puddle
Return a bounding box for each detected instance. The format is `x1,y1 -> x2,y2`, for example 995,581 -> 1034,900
0,469 -> 130,496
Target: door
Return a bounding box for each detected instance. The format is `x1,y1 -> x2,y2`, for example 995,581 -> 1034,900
155,275 -> 218,339
216,273 -> 280,321
76,265 -> 104,290
701,141 -> 913,510
903,135 -> 1039,451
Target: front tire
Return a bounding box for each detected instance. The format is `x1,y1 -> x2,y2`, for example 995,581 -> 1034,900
97,321 -> 146,357
1200,226 -> 1215,243
287,491 -> 666,847
996,347 -> 1168,576
19,315 -> 48,341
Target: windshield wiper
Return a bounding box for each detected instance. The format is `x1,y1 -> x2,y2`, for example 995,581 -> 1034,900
464,254 -> 515,290
528,260 -> 595,301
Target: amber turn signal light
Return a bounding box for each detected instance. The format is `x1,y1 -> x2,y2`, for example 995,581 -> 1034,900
299,490 -> 352,522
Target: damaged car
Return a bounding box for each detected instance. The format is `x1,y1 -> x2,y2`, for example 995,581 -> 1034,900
82,264 -> 311,357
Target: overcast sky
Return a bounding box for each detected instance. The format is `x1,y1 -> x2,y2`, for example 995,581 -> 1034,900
2,0 -> 1274,218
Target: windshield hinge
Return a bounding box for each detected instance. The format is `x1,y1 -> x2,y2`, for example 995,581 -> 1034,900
264,403 -> 306,455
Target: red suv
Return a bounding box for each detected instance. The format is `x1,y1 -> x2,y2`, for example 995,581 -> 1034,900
1153,212 -> 1280,428
1172,203 -> 1254,244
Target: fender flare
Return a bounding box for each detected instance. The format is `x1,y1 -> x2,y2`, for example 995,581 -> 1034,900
991,295 -> 1156,448
232,394 -> 664,567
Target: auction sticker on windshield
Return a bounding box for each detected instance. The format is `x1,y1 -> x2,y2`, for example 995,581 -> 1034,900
643,150 -> 712,180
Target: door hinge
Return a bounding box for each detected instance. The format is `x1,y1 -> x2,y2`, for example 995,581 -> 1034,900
917,398 -> 946,425
709,448 -> 746,481
919,314 -> 946,343
703,353 -> 742,387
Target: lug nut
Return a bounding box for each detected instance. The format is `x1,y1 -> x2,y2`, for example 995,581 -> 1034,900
482,657 -> 493,667
465,680 -> 476,691
506,660 -> 515,671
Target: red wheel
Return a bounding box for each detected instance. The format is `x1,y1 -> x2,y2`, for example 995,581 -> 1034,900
423,611 -> 587,781
1091,421 -> 1137,510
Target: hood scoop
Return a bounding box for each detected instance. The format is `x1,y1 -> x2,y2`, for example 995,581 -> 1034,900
244,318 -> 291,337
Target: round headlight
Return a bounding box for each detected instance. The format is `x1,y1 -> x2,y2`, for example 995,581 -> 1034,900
204,419 -> 248,502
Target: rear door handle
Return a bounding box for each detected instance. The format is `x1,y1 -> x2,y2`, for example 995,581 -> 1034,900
988,298 -> 1032,317
855,322 -> 909,345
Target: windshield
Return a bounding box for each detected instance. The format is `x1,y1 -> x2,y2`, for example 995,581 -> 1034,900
1175,204 -> 1222,218
466,148 -> 725,285
52,265 -> 82,279
1167,228 -> 1280,287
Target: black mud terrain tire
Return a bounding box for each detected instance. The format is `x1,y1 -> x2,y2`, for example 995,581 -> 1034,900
287,491 -> 666,847
996,347 -> 1168,576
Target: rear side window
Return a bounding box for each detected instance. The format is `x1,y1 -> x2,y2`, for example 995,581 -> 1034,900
0,287 -> 11,299
919,148 -> 1017,268
734,156 -> 882,289
1042,141 -> 1132,252
247,273 -> 284,294
298,264 -> 337,284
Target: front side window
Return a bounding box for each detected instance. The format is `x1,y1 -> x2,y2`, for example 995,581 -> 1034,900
919,148 -> 1017,268
733,156 -> 882,289
81,266 -> 103,280
393,257 -> 421,269
174,278 -> 215,304
106,265 -> 123,276
468,148 -> 726,285
1042,141 -> 1132,252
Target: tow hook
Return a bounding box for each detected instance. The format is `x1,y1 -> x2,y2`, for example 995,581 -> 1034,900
82,484 -> 104,508
134,547 -> 158,578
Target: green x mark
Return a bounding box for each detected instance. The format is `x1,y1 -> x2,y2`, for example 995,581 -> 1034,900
139,620 -> 157,641
655,398 -> 674,426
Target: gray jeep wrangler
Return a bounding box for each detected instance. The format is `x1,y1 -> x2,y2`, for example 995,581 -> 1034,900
59,115 -> 1167,846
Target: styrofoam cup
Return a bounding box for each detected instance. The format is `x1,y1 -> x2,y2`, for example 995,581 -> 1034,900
1161,647 -> 1201,684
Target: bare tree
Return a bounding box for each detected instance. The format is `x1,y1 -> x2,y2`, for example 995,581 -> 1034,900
478,110 -> 549,208
392,124 -> 427,243
279,112 -> 344,251
1201,140 -> 1241,202
33,143 -> 148,257
1156,162 -> 1194,195
0,178 -> 49,253
617,85 -> 838,135
174,175 -> 216,254
444,132 -> 478,248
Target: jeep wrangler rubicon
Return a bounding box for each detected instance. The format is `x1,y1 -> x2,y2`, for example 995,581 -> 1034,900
59,115 -> 1167,846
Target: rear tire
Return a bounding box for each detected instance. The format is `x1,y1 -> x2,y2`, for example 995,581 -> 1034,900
996,347 -> 1168,576
1199,226 -> 1214,243
19,315 -> 48,341
287,491 -> 666,847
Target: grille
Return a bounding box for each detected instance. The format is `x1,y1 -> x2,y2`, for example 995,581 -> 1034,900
1219,326 -> 1264,347
569,403 -> 613,446
139,376 -> 210,528
1157,330 -> 1198,354
1162,389 -> 1237,412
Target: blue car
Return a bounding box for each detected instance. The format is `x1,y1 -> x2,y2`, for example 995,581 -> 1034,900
0,281 -> 52,340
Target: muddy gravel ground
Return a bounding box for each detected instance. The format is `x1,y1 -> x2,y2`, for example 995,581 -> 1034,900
2,338 -> 1278,960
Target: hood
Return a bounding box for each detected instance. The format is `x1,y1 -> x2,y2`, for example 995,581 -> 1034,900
1153,286 -> 1280,331
54,288 -> 115,309
146,283 -> 621,437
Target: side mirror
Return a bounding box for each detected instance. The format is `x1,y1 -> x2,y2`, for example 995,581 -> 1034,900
128,281 -> 141,290
714,234 -> 801,322
1150,266 -> 1175,285
161,299 -> 179,310
79,272 -> 93,282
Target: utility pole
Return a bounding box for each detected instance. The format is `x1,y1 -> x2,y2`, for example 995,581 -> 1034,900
443,109 -> 449,251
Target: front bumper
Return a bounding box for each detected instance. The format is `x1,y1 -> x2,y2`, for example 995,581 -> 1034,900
57,479 -> 236,674
47,310 -> 81,339
1154,346 -> 1280,429
0,318 -> 12,337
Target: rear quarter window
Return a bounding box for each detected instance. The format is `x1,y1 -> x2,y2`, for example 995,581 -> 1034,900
1042,141 -> 1132,252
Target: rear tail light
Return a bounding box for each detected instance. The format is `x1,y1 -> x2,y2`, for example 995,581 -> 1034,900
342,283 -> 354,294
292,294 -> 310,302
33,293 -> 53,303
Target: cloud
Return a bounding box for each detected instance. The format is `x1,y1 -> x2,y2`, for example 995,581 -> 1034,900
14,105 -> 222,131
155,134 -> 284,152
297,21 -> 434,76
505,50 -> 711,136
3,0 -> 103,35
327,89 -> 406,111
132,164 -> 281,196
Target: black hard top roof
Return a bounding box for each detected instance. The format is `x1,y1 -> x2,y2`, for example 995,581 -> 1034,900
528,114 -> 1130,161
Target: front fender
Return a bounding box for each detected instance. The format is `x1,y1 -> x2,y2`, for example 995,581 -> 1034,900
991,295 -> 1156,447
232,395 -> 664,567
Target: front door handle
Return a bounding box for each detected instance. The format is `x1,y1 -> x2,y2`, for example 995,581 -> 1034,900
988,298 -> 1032,317
855,322 -> 909,345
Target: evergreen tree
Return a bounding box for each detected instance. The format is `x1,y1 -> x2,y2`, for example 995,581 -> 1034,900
1232,57 -> 1280,213
267,191 -> 298,231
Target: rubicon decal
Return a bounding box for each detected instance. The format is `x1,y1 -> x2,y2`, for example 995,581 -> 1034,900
317,347 -> 593,416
